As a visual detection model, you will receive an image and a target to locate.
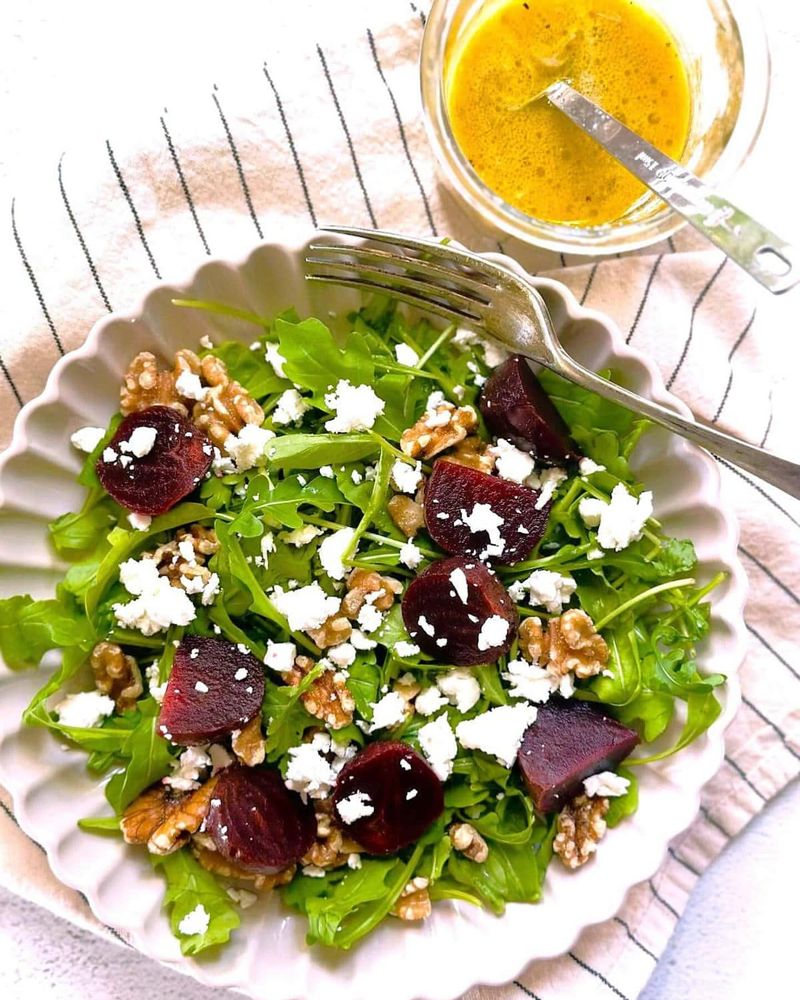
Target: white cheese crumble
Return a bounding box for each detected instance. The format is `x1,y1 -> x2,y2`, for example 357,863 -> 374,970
461,502 -> 505,558
455,704 -> 538,767
399,540 -> 423,569
264,640 -> 297,673
347,853 -> 362,869
436,667 -> 481,712
270,582 -> 340,631
415,686 -> 448,716
336,791 -> 375,824
324,379 -> 385,432
272,388 -> 310,426
163,746 -> 211,791
209,743 -> 234,772
223,424 -> 275,472
453,327 -> 479,349
260,532 -> 275,566
119,425 -> 157,458
145,662 -> 168,704
579,457 -> 606,476
113,557 -> 196,635
449,567 -> 469,604
319,465 -> 335,478
284,733 -> 355,800
127,512 -> 152,532
318,526 -> 356,581
175,370 -> 207,401
394,343 -> 420,367
327,642 -> 356,668
55,691 -> 114,728
507,570 -> 577,613
102,447 -> 118,463
527,467 -> 567,509
281,524 -> 323,547
502,659 -> 557,704
70,426 -> 106,453
418,713 -> 458,781
356,603 -> 384,634
390,459 -> 423,494
364,691 -> 406,733
200,573 -> 221,606
199,334 -> 214,350
579,484 -> 654,551
479,337 -> 510,367
583,771 -> 631,798
477,614 -> 510,652
177,903 -> 210,937
264,342 -> 288,378
226,887 -> 258,909
350,628 -> 377,650
487,438 -> 535,484
394,640 -> 420,658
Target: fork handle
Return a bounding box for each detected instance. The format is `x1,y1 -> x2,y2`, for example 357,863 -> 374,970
551,353 -> 800,498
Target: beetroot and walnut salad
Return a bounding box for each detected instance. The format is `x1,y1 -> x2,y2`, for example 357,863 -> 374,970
1,300 -> 726,954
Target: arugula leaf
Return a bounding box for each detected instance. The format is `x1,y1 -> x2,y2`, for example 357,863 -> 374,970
277,317 -> 373,396
78,815 -> 122,834
443,836 -> 545,913
211,340 -> 287,399
104,699 -> 175,812
268,433 -> 379,470
0,595 -> 94,670
262,663 -> 324,761
152,849 -> 240,955
606,768 -> 639,827
49,492 -> 117,558
346,653 -> 381,719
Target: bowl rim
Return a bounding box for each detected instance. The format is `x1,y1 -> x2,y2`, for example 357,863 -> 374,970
0,229 -> 749,1000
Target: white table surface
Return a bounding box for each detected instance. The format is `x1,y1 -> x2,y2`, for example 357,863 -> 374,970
1,1 -> 798,998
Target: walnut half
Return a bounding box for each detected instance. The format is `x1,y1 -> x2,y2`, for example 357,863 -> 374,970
553,794 -> 609,869
90,641 -> 142,712
391,877 -> 432,921
400,403 -> 478,460
519,609 -> 608,680
287,656 -> 355,730
121,777 -> 218,856
449,822 -> 489,862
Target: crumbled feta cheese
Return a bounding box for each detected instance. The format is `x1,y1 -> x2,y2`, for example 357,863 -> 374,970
350,628 -> 377,650
114,557 -> 196,635
579,458 -> 606,477
417,616 -> 435,637
223,424 -> 275,471
391,459 -> 423,494
583,771 -> 630,798
347,853 -> 362,869
399,540 -> 423,569
211,447 -> 236,475
487,438 -> 535,484
164,746 -> 211,791
102,447 -> 118,463
418,713 -> 458,780
127,512 -> 152,531
324,379 -> 385,432
282,524 -> 323,547
285,736 -> 337,800
502,659 -> 557,703
226,887 -> 258,909
200,573 -> 221,606
507,570 -> 577,613
449,567 -> 469,605
425,390 -> 446,411
336,791 -> 375,824
178,538 -> 196,564
477,614 -> 510,652
580,484 -> 653,551
527,467 -> 568,509
351,469 -> 363,485
394,640 -> 420,658
175,370 -> 207,401
587,547 -> 604,561
70,426 -> 106,453
260,532 -> 275,566
437,667 -> 481,712
357,603 -> 384,634
272,388 -> 310,426
55,691 -> 114,728
319,526 -> 356,581
302,865 -> 327,878
264,342 -> 288,378
365,691 -> 406,732
119,425 -> 157,458
145,662 -> 167,704
328,642 -> 356,668
453,327 -> 479,349
394,343 -> 420,367
461,502 -> 505,558
271,583 -> 339,631
415,686 -> 448,717
209,743 -> 234,772
455,704 -> 538,767
479,337 -> 510,368
319,465 -> 334,478
178,903 -> 210,937
199,334 -> 214,350
264,640 -> 297,673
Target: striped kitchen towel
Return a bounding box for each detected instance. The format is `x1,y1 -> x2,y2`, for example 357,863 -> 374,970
1,2 -> 798,999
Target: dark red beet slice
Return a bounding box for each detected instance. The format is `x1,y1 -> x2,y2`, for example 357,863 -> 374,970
96,405 -> 213,515
402,555 -> 517,665
332,741 -> 443,854
425,459 -> 550,565
479,355 -> 579,465
205,765 -> 315,872
517,698 -> 639,813
157,636 -> 265,745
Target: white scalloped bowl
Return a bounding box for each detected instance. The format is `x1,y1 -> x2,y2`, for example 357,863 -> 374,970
0,230 -> 747,1000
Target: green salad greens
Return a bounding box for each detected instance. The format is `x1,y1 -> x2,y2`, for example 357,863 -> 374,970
0,296 -> 725,955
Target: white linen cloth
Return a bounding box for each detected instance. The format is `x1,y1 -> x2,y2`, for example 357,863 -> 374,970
1,2 -> 798,998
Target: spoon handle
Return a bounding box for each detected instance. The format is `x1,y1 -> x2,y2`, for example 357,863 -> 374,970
545,81 -> 799,295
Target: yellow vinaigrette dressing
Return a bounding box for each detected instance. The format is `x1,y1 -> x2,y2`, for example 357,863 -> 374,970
446,0 -> 692,225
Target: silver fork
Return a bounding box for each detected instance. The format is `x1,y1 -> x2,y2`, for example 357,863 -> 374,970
306,226 -> 800,499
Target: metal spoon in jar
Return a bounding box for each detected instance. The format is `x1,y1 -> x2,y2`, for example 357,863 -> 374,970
522,81 -> 798,294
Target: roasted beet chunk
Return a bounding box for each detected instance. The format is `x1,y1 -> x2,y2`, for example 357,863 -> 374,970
157,636 -> 265,745
205,765 -> 315,872
402,555 -> 517,666
96,405 -> 213,515
425,459 -> 550,565
517,698 -> 639,813
479,355 -> 579,465
332,741 -> 443,854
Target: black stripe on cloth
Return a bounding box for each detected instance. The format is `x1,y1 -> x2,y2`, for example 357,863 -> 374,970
666,256 -> 727,389
746,621 -> 800,682
367,29 -> 437,236
760,398 -> 774,448
613,916 -> 658,962
57,157 -> 112,312
559,252 -> 567,269
648,878 -> 679,919
160,116 -> 211,255
0,349 -> 23,408
741,693 -> 800,762
106,141 -> 161,279
667,846 -> 701,877
211,87 -> 264,239
579,261 -> 599,305
513,981 -> 543,1000
409,2 -> 426,27
716,458 -> 800,530
667,236 -> 676,253
626,254 -> 663,344
262,64 -> 318,228
725,754 -> 767,801
712,308 -> 756,422
317,45 -> 378,228
700,805 -> 730,837
739,545 -> 799,605
11,200 -> 64,355
569,951 -> 629,999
